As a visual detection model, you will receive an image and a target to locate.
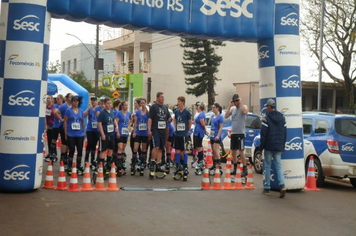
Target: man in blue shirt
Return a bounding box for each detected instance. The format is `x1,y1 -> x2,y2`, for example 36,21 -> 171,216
173,96 -> 192,181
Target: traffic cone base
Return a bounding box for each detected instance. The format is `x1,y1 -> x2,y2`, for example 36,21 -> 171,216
107,162 -> 119,191
81,162 -> 94,191
212,164 -> 223,190
201,164 -> 211,190
304,156 -> 320,191
42,161 -> 55,189
94,162 -> 107,191
245,164 -> 256,190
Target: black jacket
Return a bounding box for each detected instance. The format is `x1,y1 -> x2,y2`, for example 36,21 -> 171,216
260,110 -> 287,152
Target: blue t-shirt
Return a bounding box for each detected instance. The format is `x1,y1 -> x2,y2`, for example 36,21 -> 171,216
168,122 -> 175,137
95,106 -> 102,116
53,103 -> 60,128
135,110 -> 148,136
174,108 -> 192,137
115,111 -> 131,137
194,112 -> 206,138
65,108 -> 85,138
210,114 -> 224,140
58,103 -> 70,127
86,106 -> 98,132
97,109 -> 115,137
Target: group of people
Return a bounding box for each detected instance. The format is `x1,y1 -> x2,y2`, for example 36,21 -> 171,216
45,91 -> 287,197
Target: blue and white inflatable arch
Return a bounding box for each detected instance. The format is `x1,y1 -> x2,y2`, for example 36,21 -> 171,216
0,0 -> 303,191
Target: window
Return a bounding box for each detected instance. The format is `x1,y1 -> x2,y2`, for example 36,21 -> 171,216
68,60 -> 71,73
140,50 -> 144,71
303,118 -> 312,135
62,62 -> 65,73
246,116 -> 261,129
335,119 -> 356,137
122,51 -> 126,65
148,48 -> 152,62
74,59 -> 77,71
315,119 -> 329,134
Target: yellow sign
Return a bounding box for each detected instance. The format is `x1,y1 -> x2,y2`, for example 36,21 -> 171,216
112,90 -> 120,98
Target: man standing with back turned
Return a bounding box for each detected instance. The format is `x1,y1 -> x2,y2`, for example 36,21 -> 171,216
260,99 -> 287,198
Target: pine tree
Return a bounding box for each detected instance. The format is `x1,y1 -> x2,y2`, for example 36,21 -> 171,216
181,38 -> 225,109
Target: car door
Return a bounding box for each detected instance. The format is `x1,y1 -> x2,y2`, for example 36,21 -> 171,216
244,114 -> 261,158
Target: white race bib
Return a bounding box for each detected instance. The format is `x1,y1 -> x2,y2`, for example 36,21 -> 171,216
92,121 -> 97,129
71,122 -> 80,130
45,109 -> 51,116
121,127 -> 129,135
210,130 -> 215,137
139,123 -> 147,131
158,121 -> 166,129
177,123 -> 185,131
107,124 -> 114,133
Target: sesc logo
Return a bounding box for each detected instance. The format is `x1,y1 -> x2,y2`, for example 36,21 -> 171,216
285,137 -> 303,151
258,45 -> 269,59
282,75 -> 300,88
280,13 -> 298,27
200,0 -> 253,18
13,15 -> 40,32
3,164 -> 30,181
342,143 -> 354,152
8,90 -> 35,107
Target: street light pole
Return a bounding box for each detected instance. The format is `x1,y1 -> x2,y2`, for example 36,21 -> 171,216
317,0 -> 325,111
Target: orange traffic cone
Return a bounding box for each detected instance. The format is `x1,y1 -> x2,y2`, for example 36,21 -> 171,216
94,162 -> 106,191
223,167 -> 234,190
107,162 -> 119,191
81,162 -> 93,191
304,156 -> 320,191
201,163 -> 211,190
245,164 -> 256,189
42,161 -> 55,189
43,143 -> 47,157
233,166 -> 245,190
55,161 -> 67,190
225,152 -> 232,170
57,136 -> 61,149
205,141 -> 213,168
68,162 -> 80,191
171,148 -> 176,161
211,164 -> 223,190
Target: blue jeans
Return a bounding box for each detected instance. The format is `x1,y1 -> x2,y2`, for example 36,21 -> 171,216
263,150 -> 284,190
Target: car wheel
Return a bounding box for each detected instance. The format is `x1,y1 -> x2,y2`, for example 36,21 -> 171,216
305,157 -> 325,187
253,150 -> 263,174
350,178 -> 356,188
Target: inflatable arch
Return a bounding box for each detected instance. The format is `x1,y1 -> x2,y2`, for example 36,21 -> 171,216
0,0 -> 303,191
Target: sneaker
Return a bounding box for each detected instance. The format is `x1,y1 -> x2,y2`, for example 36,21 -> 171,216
90,161 -> 97,171
44,156 -> 51,162
242,166 -> 248,177
183,168 -> 188,181
261,189 -> 271,196
279,185 -> 286,198
77,166 -> 84,176
231,169 -> 236,176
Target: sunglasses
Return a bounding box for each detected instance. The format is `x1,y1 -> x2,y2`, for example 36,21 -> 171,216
233,100 -> 239,102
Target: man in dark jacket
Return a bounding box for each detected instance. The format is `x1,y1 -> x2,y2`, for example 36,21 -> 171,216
260,99 -> 287,198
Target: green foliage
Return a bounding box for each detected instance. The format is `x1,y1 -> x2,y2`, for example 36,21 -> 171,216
70,71 -> 94,93
47,60 -> 61,74
180,38 -> 225,108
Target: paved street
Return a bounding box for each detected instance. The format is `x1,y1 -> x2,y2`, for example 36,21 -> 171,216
1,155 -> 355,236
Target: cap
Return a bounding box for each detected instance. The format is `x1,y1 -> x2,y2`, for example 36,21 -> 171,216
100,96 -> 106,101
90,96 -> 97,100
72,96 -> 80,101
266,99 -> 275,107
232,94 -> 239,100
195,102 -> 200,106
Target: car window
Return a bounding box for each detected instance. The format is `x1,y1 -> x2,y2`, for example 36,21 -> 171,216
246,116 -> 261,129
335,118 -> 356,137
315,119 -> 329,134
303,118 -> 312,135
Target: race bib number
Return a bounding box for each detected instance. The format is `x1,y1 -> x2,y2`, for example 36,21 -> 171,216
210,130 -> 215,137
158,121 -> 166,129
92,122 -> 97,129
122,127 -> 129,135
45,109 -> 51,116
177,123 -> 185,131
139,123 -> 147,131
107,124 -> 114,133
71,122 -> 80,130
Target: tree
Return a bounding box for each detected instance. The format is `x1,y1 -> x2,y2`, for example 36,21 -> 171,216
300,0 -> 356,111
181,38 -> 225,109
47,60 -> 61,74
70,71 -> 94,93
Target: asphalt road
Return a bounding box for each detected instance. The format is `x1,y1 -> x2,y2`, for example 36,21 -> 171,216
1,156 -> 355,236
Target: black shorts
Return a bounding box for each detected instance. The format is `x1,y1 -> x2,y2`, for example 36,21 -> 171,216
210,139 -> 221,145
230,134 -> 245,150
117,136 -> 128,144
134,135 -> 148,144
152,130 -> 166,149
167,135 -> 175,144
99,136 -> 115,152
193,135 -> 203,148
174,136 -> 187,152
59,125 -> 68,145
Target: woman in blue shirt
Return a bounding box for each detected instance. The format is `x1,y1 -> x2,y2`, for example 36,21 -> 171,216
84,96 -> 99,170
114,100 -> 132,176
64,96 -> 85,176
210,103 -> 224,171
193,102 -> 207,167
